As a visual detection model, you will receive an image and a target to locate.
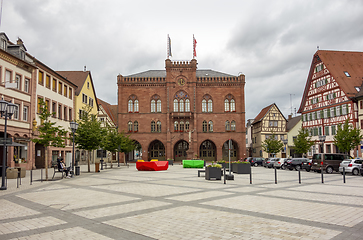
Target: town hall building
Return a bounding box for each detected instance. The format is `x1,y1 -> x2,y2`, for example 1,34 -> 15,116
117,59 -> 246,162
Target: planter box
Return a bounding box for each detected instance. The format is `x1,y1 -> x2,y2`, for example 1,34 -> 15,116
205,167 -> 222,180
232,163 -> 251,174
167,160 -> 174,166
182,160 -> 204,168
217,162 -> 226,168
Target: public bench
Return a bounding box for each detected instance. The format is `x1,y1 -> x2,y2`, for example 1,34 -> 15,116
136,161 -> 169,171
183,160 -> 205,168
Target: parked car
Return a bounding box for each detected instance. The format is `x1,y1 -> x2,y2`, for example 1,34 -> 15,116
285,158 -> 310,171
302,159 -> 312,172
311,153 -> 352,174
266,158 -> 277,168
250,157 -> 264,167
274,158 -> 288,169
339,159 -> 363,175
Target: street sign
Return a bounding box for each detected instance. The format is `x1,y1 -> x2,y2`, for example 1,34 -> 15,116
0,138 -> 12,145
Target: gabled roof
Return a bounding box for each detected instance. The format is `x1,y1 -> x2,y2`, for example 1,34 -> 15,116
125,69 -> 235,78
299,50 -> 363,113
56,71 -> 91,96
252,104 -> 274,124
97,98 -> 117,125
286,115 -> 301,131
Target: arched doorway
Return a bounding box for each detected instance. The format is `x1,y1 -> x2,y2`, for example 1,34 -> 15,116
199,140 -> 216,162
174,140 -> 189,162
222,140 -> 238,161
148,140 -> 165,161
125,141 -> 142,162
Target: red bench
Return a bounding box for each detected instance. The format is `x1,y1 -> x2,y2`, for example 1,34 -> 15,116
136,161 -> 169,171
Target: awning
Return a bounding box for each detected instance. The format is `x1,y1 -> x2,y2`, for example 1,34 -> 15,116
0,142 -> 27,147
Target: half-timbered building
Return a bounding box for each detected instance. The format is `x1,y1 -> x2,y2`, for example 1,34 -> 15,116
251,103 -> 287,158
298,50 -> 363,157
117,59 -> 246,162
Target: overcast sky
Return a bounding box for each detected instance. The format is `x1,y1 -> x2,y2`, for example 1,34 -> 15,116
2,0 -> 363,121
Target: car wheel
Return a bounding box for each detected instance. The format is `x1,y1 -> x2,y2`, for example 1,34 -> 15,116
254,163 -> 258,167
295,165 -> 301,171
305,168 -> 310,172
281,165 -> 286,170
289,168 -> 293,171
352,168 -> 359,176
326,166 -> 333,174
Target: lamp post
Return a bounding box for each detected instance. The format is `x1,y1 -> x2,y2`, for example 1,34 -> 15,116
70,121 -> 78,177
319,135 -> 326,153
0,100 -> 16,190
282,139 -> 288,158
319,135 -> 326,183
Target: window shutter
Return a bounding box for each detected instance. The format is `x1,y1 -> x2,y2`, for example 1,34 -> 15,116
334,108 -> 336,117
325,79 -> 328,84
333,92 -> 336,98
315,82 -> 317,88
346,104 -> 349,115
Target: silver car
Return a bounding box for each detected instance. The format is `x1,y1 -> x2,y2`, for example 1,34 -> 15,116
273,158 -> 288,169
339,159 -> 363,175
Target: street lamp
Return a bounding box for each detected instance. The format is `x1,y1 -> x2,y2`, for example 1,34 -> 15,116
319,135 -> 326,153
0,100 -> 16,190
70,121 -> 79,177
282,139 -> 288,158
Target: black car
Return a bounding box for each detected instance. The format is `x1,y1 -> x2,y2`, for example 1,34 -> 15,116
302,159 -> 312,172
285,158 -> 310,171
249,157 -> 264,167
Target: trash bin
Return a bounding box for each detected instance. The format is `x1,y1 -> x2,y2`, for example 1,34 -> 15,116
75,166 -> 80,175
95,162 -> 100,172
100,159 -> 104,170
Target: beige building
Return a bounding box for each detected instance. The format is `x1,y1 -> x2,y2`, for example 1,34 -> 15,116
251,103 -> 287,158
286,115 -> 302,158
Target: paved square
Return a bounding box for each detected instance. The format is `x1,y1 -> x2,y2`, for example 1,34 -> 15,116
0,164 -> 362,239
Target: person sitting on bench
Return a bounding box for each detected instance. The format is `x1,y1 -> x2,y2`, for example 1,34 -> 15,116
59,159 -> 71,178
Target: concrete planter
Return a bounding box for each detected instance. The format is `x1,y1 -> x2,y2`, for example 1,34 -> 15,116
232,163 -> 251,174
205,167 -> 222,180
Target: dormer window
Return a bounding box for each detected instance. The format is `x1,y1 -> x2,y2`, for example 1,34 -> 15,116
1,39 -> 7,50
355,87 -> 360,92
344,71 -> 351,77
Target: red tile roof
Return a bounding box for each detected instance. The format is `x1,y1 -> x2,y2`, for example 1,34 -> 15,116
97,98 -> 117,125
56,71 -> 90,96
252,104 -> 274,124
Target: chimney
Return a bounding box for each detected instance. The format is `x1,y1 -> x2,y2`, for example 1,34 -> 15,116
17,38 -> 23,46
288,115 -> 292,120
84,66 -> 86,72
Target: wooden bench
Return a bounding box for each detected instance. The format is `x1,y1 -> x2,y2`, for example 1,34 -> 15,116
52,164 -> 66,179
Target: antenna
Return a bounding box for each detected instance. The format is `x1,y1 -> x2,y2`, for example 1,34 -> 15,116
0,0 -> 3,28
290,94 -> 295,116
317,46 -> 319,50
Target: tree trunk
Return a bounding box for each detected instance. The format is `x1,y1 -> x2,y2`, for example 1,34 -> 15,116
45,146 -> 49,181
87,150 -> 90,172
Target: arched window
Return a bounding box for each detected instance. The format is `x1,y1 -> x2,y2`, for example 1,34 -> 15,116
224,99 -> 229,112
128,100 -> 133,112
151,100 -> 156,113
202,120 -> 208,132
180,99 -> 184,112
231,120 -> 236,131
208,121 -> 213,132
180,120 -> 184,131
208,99 -> 213,112
185,121 -> 190,131
185,99 -> 190,112
157,100 -> 161,112
128,121 -> 133,132
174,99 -> 178,112
230,99 -> 235,112
174,121 -> 179,131
151,121 -> 155,132
134,100 -> 139,112
225,120 -> 230,131
134,121 -> 138,132
157,121 -> 161,132
202,99 -> 207,112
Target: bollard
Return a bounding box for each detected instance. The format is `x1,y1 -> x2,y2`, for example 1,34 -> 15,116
274,167 -> 277,184
17,175 -> 19,188
298,169 -> 301,184
224,167 -> 226,184
41,169 -> 43,182
321,162 -> 324,184
30,170 -> 32,185
343,167 -> 346,183
250,171 -> 252,184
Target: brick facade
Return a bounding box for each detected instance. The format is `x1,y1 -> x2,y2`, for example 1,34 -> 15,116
117,59 -> 246,162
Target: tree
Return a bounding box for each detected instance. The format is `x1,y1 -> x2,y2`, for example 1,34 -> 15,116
261,132 -> 284,157
75,107 -> 105,172
334,119 -> 363,154
32,98 -> 67,180
101,125 -> 135,167
293,128 -> 315,157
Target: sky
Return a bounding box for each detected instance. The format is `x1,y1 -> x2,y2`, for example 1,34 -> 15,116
1,0 -> 363,121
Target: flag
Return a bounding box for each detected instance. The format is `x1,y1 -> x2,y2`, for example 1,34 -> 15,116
167,34 -> 172,58
193,34 -> 197,58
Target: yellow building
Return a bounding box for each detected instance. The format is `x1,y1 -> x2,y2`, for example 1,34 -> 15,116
57,70 -> 99,164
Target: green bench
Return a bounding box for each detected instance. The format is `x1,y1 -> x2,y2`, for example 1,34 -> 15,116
182,160 -> 204,168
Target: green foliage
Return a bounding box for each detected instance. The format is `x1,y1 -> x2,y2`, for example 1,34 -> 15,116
334,119 -> 363,153
31,98 -> 67,147
75,107 -> 105,151
262,132 -> 284,155
293,127 -> 315,155
101,124 -> 136,154
207,163 -> 222,168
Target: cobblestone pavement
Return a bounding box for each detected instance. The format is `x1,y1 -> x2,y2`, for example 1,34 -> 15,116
0,163 -> 363,240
